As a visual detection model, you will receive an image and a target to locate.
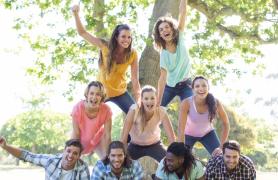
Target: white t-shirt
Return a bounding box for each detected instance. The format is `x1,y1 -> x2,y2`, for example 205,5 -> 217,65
60,169 -> 73,180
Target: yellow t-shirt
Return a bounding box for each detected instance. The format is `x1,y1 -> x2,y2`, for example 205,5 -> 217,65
98,46 -> 137,98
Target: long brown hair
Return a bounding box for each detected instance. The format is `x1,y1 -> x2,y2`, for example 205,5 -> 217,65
102,141 -> 132,168
99,24 -> 132,74
137,85 -> 157,132
192,76 -> 217,122
153,16 -> 179,50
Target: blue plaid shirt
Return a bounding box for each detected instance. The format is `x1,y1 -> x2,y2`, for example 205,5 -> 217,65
20,150 -> 90,180
91,159 -> 144,180
205,155 -> 256,180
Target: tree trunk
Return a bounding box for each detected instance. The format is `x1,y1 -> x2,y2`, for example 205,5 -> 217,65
139,0 -> 180,87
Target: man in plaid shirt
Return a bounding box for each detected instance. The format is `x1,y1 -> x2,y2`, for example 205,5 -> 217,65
0,137 -> 90,180
91,141 -> 144,180
205,140 -> 256,180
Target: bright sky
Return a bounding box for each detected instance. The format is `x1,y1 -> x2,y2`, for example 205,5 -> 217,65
0,6 -> 277,128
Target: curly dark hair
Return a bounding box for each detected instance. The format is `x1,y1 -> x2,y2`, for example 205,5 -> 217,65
163,142 -> 196,179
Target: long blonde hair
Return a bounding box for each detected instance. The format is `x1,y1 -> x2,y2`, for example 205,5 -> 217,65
137,85 -> 157,132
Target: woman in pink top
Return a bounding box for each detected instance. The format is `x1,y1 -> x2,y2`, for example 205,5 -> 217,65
178,76 -> 230,156
71,81 -> 112,159
121,86 -> 175,162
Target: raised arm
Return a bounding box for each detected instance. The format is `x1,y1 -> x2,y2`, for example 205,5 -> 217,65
177,99 -> 190,142
130,54 -> 141,105
178,0 -> 188,31
121,108 -> 135,146
161,108 -> 176,143
157,68 -> 167,106
71,5 -> 104,48
216,99 -> 230,147
0,137 -> 22,158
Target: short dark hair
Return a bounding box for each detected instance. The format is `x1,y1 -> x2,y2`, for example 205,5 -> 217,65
103,141 -> 132,168
223,140 -> 240,154
65,139 -> 83,153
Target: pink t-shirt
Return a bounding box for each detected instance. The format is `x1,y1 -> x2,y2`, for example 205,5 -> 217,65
71,100 -> 112,154
185,96 -> 213,137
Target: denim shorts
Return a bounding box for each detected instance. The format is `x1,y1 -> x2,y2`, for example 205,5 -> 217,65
161,79 -> 193,107
105,91 -> 135,114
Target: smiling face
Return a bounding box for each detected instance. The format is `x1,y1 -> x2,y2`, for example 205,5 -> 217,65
165,152 -> 183,172
223,148 -> 240,171
86,85 -> 102,108
141,90 -> 157,113
193,78 -> 209,99
61,145 -> 81,170
109,148 -> 125,174
116,29 -> 132,49
158,22 -> 174,42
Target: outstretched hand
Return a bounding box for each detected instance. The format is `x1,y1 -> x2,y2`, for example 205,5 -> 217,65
71,4 -> 80,14
0,137 -> 7,148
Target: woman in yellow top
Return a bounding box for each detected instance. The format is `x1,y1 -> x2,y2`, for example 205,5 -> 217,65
71,5 -> 141,113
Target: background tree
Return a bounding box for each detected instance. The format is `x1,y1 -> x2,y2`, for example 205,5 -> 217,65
1,0 -> 277,89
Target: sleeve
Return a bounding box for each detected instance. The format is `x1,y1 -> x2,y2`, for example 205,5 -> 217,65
249,160 -> 256,179
20,150 -> 53,168
133,160 -> 144,180
159,51 -> 167,70
155,159 -> 166,179
90,161 -> 105,180
205,158 -> 216,180
194,160 -> 205,179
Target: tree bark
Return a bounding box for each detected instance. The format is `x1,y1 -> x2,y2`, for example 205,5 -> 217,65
139,0 -> 180,87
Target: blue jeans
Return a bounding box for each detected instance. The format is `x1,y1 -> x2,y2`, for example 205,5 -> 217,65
185,130 -> 220,155
106,91 -> 135,114
161,80 -> 193,107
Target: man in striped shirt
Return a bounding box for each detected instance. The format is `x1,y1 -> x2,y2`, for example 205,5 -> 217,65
0,137 -> 90,180
205,140 -> 256,180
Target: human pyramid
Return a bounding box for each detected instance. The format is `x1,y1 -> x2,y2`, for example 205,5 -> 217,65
0,0 -> 256,179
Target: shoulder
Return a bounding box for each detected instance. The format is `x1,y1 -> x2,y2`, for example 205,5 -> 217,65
181,96 -> 192,108
207,155 -> 223,168
131,159 -> 141,167
93,160 -> 107,171
76,159 -> 89,170
100,103 -> 112,112
240,155 -> 255,168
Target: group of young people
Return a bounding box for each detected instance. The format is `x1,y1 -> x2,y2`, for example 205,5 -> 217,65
0,0 -> 257,179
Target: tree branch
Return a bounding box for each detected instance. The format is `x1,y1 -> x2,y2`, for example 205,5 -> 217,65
216,24 -> 278,44
188,0 -> 278,44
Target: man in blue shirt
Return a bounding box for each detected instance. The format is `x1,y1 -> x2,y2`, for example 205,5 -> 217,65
91,141 -> 144,180
0,137 -> 90,180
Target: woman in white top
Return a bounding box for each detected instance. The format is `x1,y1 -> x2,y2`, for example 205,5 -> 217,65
121,85 -> 175,162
